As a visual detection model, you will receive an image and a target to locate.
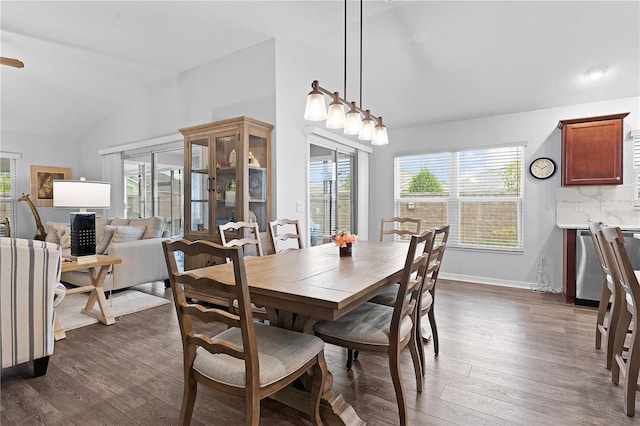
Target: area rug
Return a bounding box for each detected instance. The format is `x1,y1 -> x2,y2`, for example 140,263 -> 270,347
56,289 -> 171,331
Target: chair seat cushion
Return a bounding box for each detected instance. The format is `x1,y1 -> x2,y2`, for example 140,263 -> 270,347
420,291 -> 433,310
193,323 -> 324,388
314,302 -> 413,347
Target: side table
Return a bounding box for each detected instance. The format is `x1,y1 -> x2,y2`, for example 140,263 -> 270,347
54,255 -> 123,340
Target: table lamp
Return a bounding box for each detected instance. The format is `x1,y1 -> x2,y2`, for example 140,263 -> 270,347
53,179 -> 111,260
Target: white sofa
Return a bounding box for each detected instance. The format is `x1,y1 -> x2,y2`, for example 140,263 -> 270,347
46,217 -> 170,291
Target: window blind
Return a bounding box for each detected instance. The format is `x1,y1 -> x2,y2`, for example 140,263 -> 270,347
394,144 -> 524,251
0,156 -> 17,236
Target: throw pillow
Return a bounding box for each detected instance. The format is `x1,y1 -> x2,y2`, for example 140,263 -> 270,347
129,216 -> 165,239
96,225 -> 116,255
109,225 -> 146,245
110,218 -> 130,226
55,224 -> 71,249
45,221 -> 68,244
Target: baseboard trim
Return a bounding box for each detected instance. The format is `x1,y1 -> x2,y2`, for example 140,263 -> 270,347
439,272 -> 561,293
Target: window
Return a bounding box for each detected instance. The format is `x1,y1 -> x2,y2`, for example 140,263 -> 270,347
0,153 -> 19,237
633,130 -> 640,206
394,144 -> 524,251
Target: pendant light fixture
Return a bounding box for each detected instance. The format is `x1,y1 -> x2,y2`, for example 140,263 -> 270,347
303,0 -> 388,145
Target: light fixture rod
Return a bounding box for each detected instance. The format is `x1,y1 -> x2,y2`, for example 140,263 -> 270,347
314,83 -> 382,125
344,0 -> 347,99
360,0 -> 363,107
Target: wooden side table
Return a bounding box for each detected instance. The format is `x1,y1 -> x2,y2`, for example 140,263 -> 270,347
54,255 -> 122,340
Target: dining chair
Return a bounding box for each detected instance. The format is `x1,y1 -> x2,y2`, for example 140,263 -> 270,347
219,221 -> 267,321
601,226 -> 640,416
314,230 -> 435,426
162,239 -> 327,426
379,216 -> 422,242
267,218 -> 303,254
219,221 -> 264,257
370,224 -> 450,361
589,221 -> 624,370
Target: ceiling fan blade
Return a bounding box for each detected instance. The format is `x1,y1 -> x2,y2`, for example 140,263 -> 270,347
0,57 -> 25,68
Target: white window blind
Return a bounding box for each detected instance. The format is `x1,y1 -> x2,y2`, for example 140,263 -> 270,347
394,144 -> 524,251
633,131 -> 640,206
0,155 -> 18,236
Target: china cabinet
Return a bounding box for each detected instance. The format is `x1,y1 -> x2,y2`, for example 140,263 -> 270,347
558,112 -> 629,186
180,116 -> 273,268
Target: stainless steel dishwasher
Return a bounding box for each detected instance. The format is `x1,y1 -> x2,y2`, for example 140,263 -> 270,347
575,229 -> 640,305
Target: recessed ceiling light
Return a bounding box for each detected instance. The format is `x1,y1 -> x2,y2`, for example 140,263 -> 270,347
584,66 -> 608,80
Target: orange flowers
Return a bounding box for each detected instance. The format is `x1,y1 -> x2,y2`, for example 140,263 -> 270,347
333,231 -> 358,247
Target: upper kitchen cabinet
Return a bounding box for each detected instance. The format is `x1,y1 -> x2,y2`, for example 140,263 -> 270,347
558,112 -> 629,186
180,116 -> 273,246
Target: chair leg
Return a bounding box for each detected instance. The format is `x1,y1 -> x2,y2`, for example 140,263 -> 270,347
417,315 -> 426,376
606,292 -> 622,370
346,349 -> 354,369
595,282 -> 611,349
623,317 -> 640,417
613,308 -> 632,385
246,393 -> 260,426
389,349 -> 408,426
428,308 -> 439,356
33,356 -> 49,377
309,353 -> 328,426
179,372 -> 198,426
408,327 -> 423,392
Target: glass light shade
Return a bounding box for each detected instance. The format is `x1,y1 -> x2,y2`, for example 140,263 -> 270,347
344,102 -> 362,135
53,180 -> 111,210
358,110 -> 375,140
372,120 -> 389,145
326,93 -> 346,129
304,92 -> 327,121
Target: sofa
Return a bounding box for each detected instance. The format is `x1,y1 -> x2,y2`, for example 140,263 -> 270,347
45,217 -> 170,291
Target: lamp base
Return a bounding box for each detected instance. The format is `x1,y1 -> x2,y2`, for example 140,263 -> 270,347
70,212 -> 96,258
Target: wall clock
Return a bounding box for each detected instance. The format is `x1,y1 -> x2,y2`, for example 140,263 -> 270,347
529,157 -> 556,180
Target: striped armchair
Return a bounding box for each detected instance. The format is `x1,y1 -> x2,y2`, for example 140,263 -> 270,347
0,238 -> 66,376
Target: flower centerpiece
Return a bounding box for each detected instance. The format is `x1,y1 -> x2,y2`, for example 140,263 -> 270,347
334,231 -> 358,257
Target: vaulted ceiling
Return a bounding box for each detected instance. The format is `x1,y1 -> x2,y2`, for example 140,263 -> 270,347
1,1 -> 638,141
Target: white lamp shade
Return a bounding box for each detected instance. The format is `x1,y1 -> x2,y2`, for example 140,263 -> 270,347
53,180 -> 111,209
372,124 -> 389,145
344,110 -> 362,135
326,101 -> 346,129
358,116 -> 375,140
304,93 -> 328,121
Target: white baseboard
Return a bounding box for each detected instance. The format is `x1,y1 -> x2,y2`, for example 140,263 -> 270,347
439,272 -> 562,293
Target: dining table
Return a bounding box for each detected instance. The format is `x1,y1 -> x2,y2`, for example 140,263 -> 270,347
186,239 -> 413,426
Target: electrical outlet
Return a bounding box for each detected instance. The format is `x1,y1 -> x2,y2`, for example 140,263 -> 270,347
601,201 -> 611,212
574,202 -> 583,212
296,201 -> 304,212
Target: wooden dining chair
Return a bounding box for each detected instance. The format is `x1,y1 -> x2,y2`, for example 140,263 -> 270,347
267,218 -> 303,254
219,221 -> 267,321
162,239 -> 327,426
314,230 -> 435,426
379,216 -> 422,242
219,221 -> 264,257
589,221 -> 624,369
601,226 -> 640,416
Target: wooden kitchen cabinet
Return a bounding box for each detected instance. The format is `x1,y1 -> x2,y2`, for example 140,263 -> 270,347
558,112 -> 629,186
180,116 -> 273,269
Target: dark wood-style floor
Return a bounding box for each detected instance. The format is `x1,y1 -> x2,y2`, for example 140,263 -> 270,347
3,279 -> 640,425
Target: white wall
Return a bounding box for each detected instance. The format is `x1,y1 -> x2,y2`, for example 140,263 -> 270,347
370,96 -> 640,290
0,130 -> 79,237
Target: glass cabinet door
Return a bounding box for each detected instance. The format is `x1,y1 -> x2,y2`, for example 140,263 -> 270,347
248,133 -> 268,231
215,132 -> 238,227
189,138 -> 210,233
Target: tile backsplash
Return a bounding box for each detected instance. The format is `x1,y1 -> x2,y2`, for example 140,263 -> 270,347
556,186 -> 640,229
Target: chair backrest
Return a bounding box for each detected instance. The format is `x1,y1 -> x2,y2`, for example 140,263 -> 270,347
219,221 -> 264,257
162,239 -> 260,389
0,237 -> 62,368
588,221 -> 614,284
423,225 -> 450,294
268,218 -> 303,254
390,230 -> 435,346
601,226 -> 640,311
380,217 -> 422,242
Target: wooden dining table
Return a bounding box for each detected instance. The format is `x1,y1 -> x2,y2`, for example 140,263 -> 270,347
186,240 -> 412,425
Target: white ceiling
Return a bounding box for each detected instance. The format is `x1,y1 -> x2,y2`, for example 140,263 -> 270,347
1,1 -> 638,142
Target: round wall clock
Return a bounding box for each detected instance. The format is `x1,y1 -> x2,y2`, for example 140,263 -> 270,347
529,157 -> 556,180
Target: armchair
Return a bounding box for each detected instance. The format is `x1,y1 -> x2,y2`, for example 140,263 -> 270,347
0,238 -> 65,377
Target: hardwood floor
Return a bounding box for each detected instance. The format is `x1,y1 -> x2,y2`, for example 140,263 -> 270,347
3,279 -> 640,425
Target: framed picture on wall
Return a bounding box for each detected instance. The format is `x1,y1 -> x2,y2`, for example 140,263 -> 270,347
30,165 -> 71,207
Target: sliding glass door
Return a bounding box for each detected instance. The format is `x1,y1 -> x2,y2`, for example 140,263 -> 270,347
123,146 -> 184,237
309,145 -> 356,245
